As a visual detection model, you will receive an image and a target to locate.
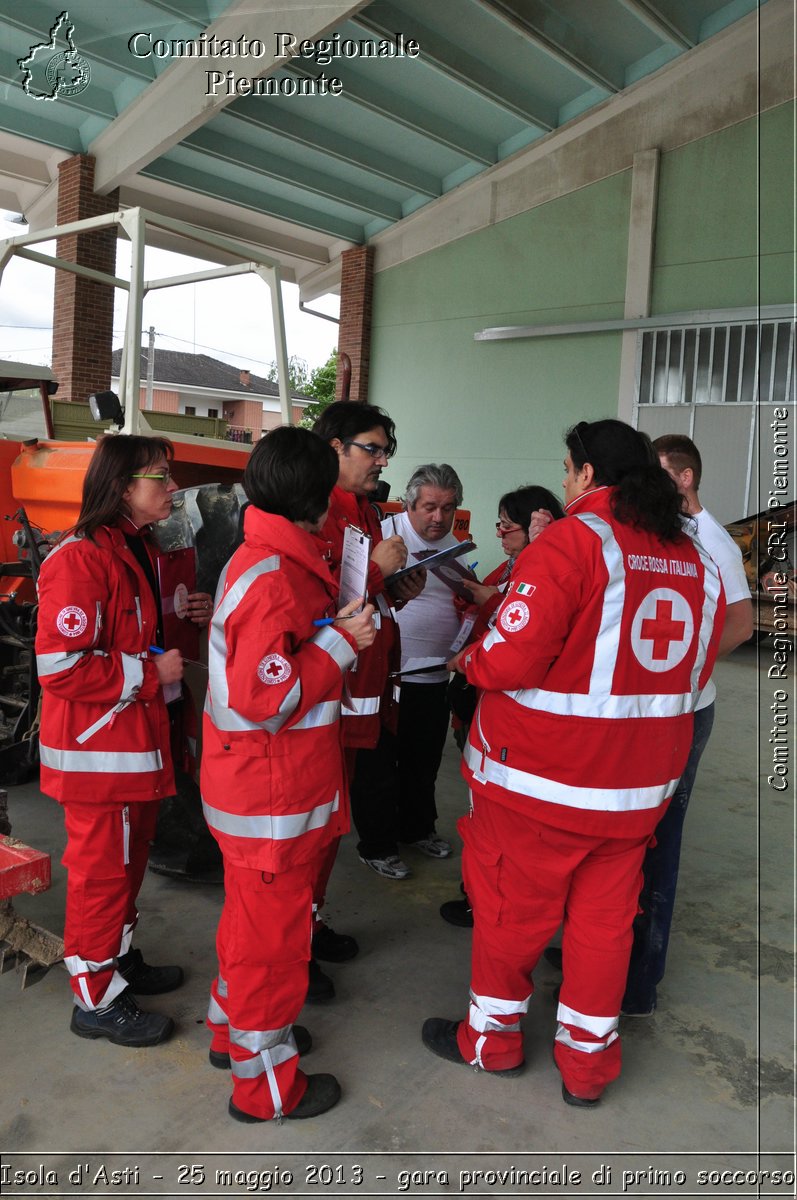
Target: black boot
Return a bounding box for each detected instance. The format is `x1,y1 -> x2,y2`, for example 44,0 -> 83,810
305,958 -> 335,1004
311,924 -> 359,962
118,948 -> 184,995
228,1074 -> 342,1122
70,990 -> 174,1047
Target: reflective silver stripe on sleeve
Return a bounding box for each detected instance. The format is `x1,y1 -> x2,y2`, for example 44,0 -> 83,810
207,555 -> 281,711
507,686 -> 694,720
204,689 -> 262,732
463,740 -> 676,812
202,791 -> 339,842
345,695 -> 380,716
263,677 -> 302,734
40,745 -> 163,773
75,653 -> 145,744
310,624 -> 357,671
481,623 -> 505,652
291,700 -> 340,730
40,534 -> 81,563
36,650 -> 85,677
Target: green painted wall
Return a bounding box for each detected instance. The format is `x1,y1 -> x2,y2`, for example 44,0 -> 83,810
369,102 -> 794,557
371,173 -> 630,552
651,104 -> 794,312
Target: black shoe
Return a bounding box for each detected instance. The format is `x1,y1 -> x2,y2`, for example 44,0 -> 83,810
312,924 -> 359,963
439,898 -> 473,928
117,948 -> 184,995
228,1074 -> 341,1122
421,1018 -> 525,1076
70,989 -> 174,1047
562,1081 -> 601,1108
305,958 -> 335,1005
543,946 -> 563,971
209,1024 -> 313,1069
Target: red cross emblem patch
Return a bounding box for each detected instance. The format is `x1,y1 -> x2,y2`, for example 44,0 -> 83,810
257,653 -> 292,685
500,599 -> 530,632
173,583 -> 189,620
631,588 -> 694,673
56,605 -> 87,638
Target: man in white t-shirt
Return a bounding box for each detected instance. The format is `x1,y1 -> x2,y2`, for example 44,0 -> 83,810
353,464 -> 468,879
622,434 -> 754,1014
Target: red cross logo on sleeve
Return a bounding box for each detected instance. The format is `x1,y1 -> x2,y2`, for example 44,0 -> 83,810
56,606 -> 88,637
257,653 -> 292,685
499,599 -> 530,632
631,589 -> 693,673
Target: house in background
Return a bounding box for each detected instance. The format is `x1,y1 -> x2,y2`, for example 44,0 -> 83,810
110,348 -> 310,442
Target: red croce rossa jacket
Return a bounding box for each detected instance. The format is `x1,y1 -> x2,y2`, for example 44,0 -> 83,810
35,523 -> 175,806
460,486 -> 726,840
313,485 -> 400,749
200,507 -> 359,873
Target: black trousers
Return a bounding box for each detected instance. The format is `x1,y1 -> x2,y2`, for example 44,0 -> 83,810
351,681 -> 451,859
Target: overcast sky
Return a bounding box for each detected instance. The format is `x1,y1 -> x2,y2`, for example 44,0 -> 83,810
0,212 -> 340,381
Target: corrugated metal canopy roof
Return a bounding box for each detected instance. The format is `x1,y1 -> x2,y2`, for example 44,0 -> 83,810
0,0 -> 767,293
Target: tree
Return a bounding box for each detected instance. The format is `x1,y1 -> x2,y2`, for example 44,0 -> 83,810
265,353 -> 311,394
298,349 -> 338,428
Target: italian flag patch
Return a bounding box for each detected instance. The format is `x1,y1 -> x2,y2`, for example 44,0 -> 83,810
515,582 -> 536,596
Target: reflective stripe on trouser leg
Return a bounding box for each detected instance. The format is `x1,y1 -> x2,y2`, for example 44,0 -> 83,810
61,802 -> 157,1011
230,1027 -> 304,1120
455,798 -> 560,1073
219,858 -> 315,1119
207,974 -> 230,1055
458,988 -> 531,1071
553,827 -> 650,1099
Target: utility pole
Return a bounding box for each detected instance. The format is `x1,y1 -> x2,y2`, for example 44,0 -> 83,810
145,325 -> 156,411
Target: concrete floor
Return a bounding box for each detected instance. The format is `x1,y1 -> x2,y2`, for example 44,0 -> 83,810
1,643 -> 794,1197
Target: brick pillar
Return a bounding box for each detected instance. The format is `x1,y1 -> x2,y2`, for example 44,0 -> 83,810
51,155 -> 119,404
336,245 -> 374,403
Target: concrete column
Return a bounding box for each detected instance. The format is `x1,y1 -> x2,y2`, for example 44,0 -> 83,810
51,155 -> 119,404
618,149 -> 660,424
336,245 -> 374,403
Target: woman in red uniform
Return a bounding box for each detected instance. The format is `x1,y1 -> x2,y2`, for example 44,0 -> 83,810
424,420 -> 725,1106
201,426 -> 376,1123
35,434 -> 210,1047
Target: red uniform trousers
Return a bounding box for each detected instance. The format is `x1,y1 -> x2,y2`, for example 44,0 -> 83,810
62,800 -> 159,1010
458,789 -> 651,1099
207,857 -> 316,1120
309,746 -> 358,930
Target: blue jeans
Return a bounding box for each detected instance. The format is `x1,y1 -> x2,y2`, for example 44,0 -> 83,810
622,703 -> 715,1014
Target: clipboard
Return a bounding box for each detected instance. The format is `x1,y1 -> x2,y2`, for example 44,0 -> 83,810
157,548 -> 200,660
339,524 -> 372,610
384,539 -> 476,585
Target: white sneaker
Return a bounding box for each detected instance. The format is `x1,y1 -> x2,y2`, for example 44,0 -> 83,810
412,835 -> 452,859
359,854 -> 411,880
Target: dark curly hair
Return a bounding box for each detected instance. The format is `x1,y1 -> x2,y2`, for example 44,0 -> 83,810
566,419 -> 685,543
